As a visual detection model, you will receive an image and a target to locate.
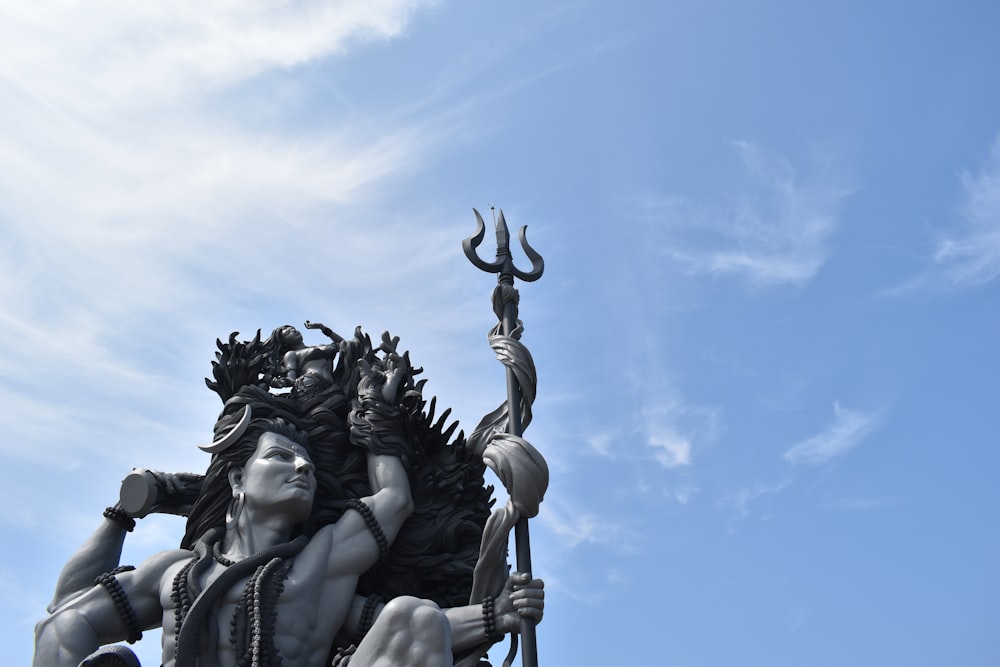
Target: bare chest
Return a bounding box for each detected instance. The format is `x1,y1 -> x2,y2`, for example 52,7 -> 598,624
160,555 -> 345,667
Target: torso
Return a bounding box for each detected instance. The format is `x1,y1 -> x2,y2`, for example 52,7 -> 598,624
158,530 -> 358,667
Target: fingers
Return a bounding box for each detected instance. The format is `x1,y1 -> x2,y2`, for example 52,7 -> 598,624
509,573 -> 544,621
379,331 -> 401,354
510,581 -> 544,600
511,585 -> 544,622
508,572 -> 542,589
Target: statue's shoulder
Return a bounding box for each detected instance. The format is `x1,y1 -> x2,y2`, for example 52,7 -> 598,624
133,548 -> 197,584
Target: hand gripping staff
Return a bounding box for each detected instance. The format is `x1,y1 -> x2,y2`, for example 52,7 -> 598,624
463,208 -> 547,667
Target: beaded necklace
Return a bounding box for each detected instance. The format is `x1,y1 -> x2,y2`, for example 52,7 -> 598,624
171,533 -> 291,667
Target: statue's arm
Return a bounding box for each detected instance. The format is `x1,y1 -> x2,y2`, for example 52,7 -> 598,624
336,573 -> 544,652
282,350 -> 299,381
34,549 -> 189,667
47,513 -> 130,613
304,320 -> 344,345
327,342 -> 415,574
327,452 -> 414,575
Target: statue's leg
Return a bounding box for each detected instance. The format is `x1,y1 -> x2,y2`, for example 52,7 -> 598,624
349,596 -> 452,667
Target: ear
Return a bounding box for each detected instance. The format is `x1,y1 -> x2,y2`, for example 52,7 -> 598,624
228,467 -> 244,492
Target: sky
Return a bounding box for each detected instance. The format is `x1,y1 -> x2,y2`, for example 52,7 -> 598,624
2,1 -> 998,666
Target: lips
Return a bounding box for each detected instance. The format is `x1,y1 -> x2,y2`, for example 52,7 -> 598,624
288,476 -> 312,490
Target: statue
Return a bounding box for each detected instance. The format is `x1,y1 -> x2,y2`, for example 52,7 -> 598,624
34,211 -> 548,667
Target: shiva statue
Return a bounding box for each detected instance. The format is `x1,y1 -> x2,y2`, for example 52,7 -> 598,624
35,325 -> 547,667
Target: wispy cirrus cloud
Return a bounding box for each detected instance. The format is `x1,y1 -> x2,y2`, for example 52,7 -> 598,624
647,141 -> 853,287
0,1 -> 433,111
888,133 -> 1000,293
642,397 -> 722,468
719,479 -> 792,519
536,502 -> 636,552
0,0 -> 452,392
783,402 -> 885,466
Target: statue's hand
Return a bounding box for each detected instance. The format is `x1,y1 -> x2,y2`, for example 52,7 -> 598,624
305,320 -> 344,344
156,471 -> 203,496
376,332 -> 411,404
495,572 -> 544,634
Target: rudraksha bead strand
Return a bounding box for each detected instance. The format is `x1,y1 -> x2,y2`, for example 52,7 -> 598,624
103,504 -> 136,532
481,594 -> 502,644
346,498 -> 389,563
94,568 -> 142,643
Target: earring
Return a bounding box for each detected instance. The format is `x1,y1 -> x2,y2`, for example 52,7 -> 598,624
226,490 -> 245,530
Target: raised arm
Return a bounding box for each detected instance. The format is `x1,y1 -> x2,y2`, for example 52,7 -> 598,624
47,507 -> 132,613
360,451 -> 413,547
325,338 -> 415,574
34,548 -> 190,667
304,320 -> 345,345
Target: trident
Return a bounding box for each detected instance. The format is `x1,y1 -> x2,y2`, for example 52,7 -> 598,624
464,208 -> 544,667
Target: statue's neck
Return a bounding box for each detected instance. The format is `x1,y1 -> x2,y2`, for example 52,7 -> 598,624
223,510 -> 294,559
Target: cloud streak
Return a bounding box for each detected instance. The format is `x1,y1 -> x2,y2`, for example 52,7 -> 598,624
0,0 -> 457,399
536,502 -> 636,553
650,141 -> 853,287
929,134 -> 1000,288
719,479 -> 792,519
884,133 -> 1000,295
783,402 -> 884,466
0,1 -> 432,112
642,398 -> 722,468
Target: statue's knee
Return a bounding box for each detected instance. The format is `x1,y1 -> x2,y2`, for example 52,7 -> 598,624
380,596 -> 445,632
377,596 -> 450,659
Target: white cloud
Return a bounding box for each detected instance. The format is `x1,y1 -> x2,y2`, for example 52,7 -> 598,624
783,402 -> 884,466
0,1 -> 432,112
720,479 -> 792,519
536,505 -> 636,553
642,398 -> 721,468
584,429 -> 618,457
930,135 -> 1000,288
648,428 -> 692,468
883,134 -> 1000,295
649,141 -> 853,287
0,0 -> 457,394
668,484 -> 699,505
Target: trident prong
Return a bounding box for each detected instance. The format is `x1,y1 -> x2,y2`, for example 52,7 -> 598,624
463,208 -> 545,283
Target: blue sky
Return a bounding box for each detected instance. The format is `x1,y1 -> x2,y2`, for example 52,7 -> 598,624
2,2 -> 998,665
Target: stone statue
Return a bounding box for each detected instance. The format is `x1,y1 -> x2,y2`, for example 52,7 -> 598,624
264,322 -> 343,395
35,327 -> 544,667
35,210 -> 549,667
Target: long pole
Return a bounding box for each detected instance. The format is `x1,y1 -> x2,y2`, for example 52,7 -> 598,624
499,277 -> 538,667
463,208 -> 544,667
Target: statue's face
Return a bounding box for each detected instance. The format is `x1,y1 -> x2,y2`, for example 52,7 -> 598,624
238,432 -> 315,522
281,326 -> 304,347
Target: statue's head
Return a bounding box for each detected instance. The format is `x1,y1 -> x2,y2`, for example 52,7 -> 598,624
273,325 -> 304,350
183,409 -> 315,548
229,428 -> 316,524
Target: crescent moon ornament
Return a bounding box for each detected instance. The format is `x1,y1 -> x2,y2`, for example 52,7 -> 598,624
199,404 -> 252,453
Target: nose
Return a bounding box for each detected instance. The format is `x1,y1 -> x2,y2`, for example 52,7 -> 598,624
294,456 -> 313,476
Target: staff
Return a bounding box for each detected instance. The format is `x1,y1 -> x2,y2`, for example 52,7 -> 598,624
464,208 -> 544,667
